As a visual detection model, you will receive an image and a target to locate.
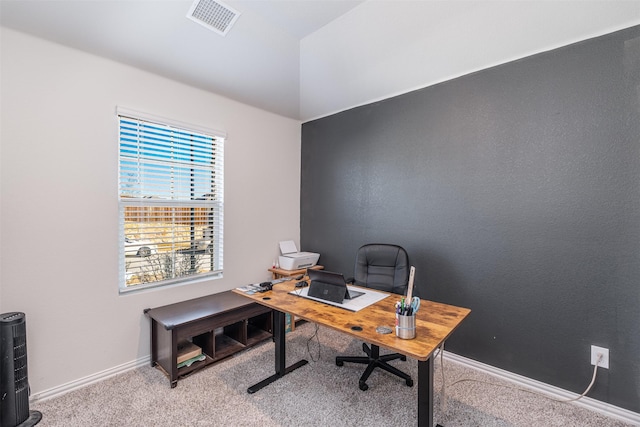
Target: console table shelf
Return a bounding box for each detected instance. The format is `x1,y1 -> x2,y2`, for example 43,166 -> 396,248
144,290 -> 273,388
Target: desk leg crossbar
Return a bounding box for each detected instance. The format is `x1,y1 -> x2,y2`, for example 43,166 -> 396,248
247,310 -> 308,394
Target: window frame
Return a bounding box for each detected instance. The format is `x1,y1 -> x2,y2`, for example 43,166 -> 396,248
117,107 -> 225,294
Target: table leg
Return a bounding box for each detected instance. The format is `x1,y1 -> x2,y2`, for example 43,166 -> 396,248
274,310 -> 286,374
247,309 -> 308,393
417,357 -> 434,427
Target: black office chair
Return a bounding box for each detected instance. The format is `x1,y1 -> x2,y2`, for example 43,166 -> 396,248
335,243 -> 413,391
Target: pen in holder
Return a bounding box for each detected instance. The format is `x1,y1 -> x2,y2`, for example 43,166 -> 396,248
395,296 -> 419,339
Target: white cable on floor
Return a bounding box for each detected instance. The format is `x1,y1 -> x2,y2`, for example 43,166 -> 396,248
440,353 -> 603,408
438,343 -> 448,411
553,354 -> 601,403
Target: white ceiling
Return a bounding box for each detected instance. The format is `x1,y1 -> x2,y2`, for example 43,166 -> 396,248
0,0 -> 365,120
3,1 -> 639,121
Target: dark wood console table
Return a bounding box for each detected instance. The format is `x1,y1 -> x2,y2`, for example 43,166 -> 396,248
144,290 -> 273,388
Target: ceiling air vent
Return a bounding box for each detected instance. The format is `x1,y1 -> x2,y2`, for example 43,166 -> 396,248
187,0 -> 240,36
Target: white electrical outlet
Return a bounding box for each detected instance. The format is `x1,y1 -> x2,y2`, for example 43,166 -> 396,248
591,345 -> 609,369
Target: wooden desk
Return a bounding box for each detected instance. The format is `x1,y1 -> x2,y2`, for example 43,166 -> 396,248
233,281 -> 470,427
268,264 -> 324,280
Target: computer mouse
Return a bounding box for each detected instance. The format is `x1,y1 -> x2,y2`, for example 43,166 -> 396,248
295,281 -> 308,288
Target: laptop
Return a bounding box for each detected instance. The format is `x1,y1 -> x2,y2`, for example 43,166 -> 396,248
307,269 -> 364,304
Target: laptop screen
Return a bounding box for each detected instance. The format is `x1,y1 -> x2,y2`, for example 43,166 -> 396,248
307,269 -> 347,287
307,270 -> 363,303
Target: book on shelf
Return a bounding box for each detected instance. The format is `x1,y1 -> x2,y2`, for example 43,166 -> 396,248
177,340 -> 202,364
177,354 -> 206,369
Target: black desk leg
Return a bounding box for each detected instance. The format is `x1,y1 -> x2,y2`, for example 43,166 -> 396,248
418,357 -> 434,427
247,309 -> 308,393
274,309 -> 286,374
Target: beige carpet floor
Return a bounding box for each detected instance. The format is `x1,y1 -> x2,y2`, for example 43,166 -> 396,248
31,322 -> 632,426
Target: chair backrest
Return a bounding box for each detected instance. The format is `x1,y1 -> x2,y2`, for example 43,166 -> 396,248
353,244 -> 409,295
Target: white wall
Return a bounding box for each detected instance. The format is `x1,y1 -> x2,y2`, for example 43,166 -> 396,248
300,0 -> 640,121
0,28 -> 301,396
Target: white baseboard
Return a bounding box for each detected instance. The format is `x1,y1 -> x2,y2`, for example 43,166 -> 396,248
443,351 -> 640,426
30,356 -> 150,404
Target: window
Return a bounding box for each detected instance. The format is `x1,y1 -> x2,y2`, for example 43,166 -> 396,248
118,108 -> 224,293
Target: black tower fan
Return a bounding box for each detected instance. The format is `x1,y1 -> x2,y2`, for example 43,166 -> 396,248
0,312 -> 42,426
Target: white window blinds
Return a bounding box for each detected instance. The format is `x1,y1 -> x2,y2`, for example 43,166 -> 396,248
118,109 -> 224,292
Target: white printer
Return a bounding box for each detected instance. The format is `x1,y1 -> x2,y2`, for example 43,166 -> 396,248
278,240 -> 320,270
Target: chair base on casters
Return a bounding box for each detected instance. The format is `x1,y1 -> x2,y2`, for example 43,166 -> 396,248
336,343 -> 413,391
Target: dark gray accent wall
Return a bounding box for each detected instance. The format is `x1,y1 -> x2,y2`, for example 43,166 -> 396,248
301,26 -> 640,413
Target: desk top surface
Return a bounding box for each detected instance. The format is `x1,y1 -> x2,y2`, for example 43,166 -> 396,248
233,280 -> 470,361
